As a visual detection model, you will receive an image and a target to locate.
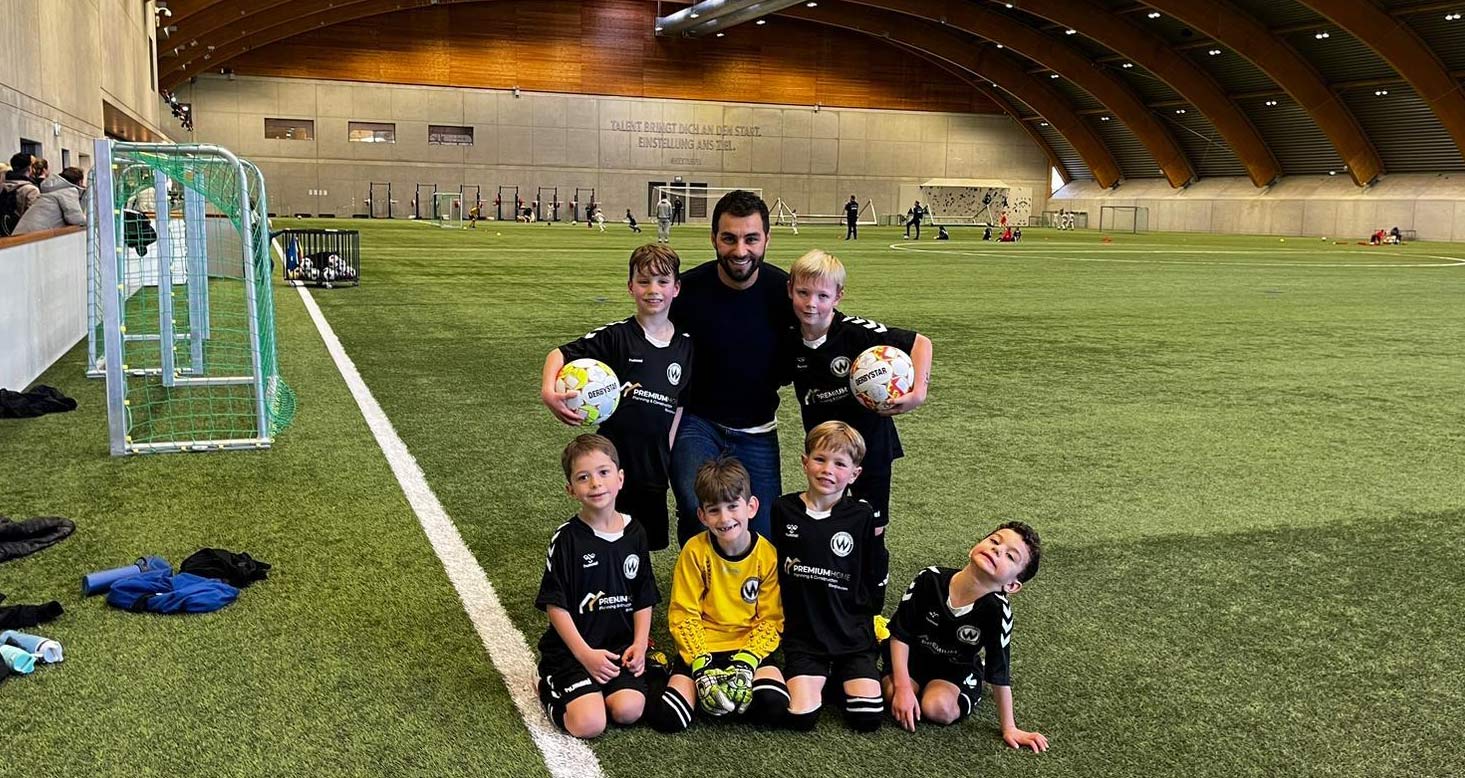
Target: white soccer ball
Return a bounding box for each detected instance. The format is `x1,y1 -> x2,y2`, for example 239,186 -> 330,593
849,345 -> 916,412
555,358 -> 621,426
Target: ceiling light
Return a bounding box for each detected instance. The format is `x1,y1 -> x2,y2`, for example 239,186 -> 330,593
1375,89 -> 1389,96
716,32 -> 725,37
1314,31 -> 1330,39
1147,11 -> 1161,19
689,11 -> 699,18
1121,62 -> 1134,68
805,1 -> 817,6
996,43 -> 1004,48
756,19 -> 766,25
1175,108 -> 1187,114
1448,13 -> 1464,20
1100,116 -> 1110,121
1329,170 -> 1337,175
1065,29 -> 1076,35
1208,49 -> 1221,56
1005,3 -> 1013,7
1264,99 -> 1278,106
1050,73 -> 1060,79
1039,122 -> 1048,126
655,25 -> 663,31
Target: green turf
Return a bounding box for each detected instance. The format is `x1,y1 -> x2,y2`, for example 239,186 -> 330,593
6,220 -> 1463,777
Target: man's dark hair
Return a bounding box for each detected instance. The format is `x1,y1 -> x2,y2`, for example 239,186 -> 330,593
60,167 -> 84,186
998,520 -> 1042,582
710,189 -> 768,235
10,152 -> 32,171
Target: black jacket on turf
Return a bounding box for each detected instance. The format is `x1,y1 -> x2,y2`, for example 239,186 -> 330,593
888,567 -> 1013,686
844,201 -> 860,223
560,318 -> 693,487
787,311 -> 918,470
670,260 -> 793,429
535,517 -> 660,667
771,494 -> 887,655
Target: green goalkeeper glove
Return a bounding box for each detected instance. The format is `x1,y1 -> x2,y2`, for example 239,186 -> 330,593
725,650 -> 759,714
691,654 -> 734,716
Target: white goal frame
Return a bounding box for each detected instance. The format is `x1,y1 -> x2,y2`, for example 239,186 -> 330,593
1099,205 -> 1150,233
652,185 -> 762,221
770,197 -> 879,228
432,192 -> 465,229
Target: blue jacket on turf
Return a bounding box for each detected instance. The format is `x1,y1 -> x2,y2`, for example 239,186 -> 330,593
106,571 -> 239,614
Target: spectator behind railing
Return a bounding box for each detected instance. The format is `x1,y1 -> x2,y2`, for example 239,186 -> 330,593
12,167 -> 86,235
0,152 -> 41,235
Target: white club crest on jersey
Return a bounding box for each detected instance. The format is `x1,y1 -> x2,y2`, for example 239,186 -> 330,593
623,554 -> 640,579
667,362 -> 683,385
831,531 -> 855,557
957,625 -> 981,645
830,356 -> 851,377
741,576 -> 761,603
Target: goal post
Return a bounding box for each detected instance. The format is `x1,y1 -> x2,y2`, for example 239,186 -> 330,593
1099,205 -> 1150,233
651,184 -> 762,222
432,191 -> 464,228
770,197 -> 879,227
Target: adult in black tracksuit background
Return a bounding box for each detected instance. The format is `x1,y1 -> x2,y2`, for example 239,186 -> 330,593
844,195 -> 860,240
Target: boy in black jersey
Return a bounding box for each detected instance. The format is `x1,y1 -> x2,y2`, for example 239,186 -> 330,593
536,435 -> 660,739
786,250 -> 932,535
771,421 -> 889,732
882,522 -> 1049,752
541,244 -> 693,550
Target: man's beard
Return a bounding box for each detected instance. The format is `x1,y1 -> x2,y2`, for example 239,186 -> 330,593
718,247 -> 764,283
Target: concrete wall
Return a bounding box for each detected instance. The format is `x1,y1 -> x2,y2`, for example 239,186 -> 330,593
0,229 -> 88,391
1052,173 -> 1465,241
0,0 -> 174,168
178,74 -> 1053,220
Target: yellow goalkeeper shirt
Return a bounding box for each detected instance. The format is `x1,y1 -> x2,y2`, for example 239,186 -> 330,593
669,531 -> 784,664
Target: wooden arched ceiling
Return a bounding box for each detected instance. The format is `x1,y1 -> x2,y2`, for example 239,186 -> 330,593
783,5 -> 1123,186
156,0 -> 1465,188
834,0 -> 1195,188
1141,0 -> 1381,187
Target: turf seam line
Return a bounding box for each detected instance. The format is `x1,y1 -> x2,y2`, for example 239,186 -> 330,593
296,285 -> 603,778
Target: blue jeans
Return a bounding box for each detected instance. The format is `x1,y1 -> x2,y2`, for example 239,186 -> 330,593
671,412 -> 781,545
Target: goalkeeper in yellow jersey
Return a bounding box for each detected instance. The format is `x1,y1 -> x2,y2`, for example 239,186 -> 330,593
646,457 -> 788,732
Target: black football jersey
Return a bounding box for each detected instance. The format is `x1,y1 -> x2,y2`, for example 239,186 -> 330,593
788,311 -> 918,468
560,317 -> 693,486
771,494 -> 888,655
535,516 -> 661,666
888,567 -> 1013,686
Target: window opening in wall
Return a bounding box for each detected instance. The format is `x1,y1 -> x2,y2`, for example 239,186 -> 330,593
266,118 -> 316,140
349,121 -> 396,143
1050,167 -> 1064,194
20,139 -> 41,159
428,124 -> 474,145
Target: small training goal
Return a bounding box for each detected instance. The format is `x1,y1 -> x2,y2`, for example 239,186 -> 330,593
770,197 -> 879,228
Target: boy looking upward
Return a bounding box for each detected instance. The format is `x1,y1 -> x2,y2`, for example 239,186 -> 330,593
535,435 -> 660,738
883,522 -> 1048,752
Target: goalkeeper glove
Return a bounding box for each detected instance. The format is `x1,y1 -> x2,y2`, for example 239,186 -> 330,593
725,650 -> 759,714
691,654 -> 734,716
874,614 -> 891,642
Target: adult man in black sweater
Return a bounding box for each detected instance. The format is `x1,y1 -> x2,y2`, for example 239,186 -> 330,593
844,195 -> 860,240
668,190 -> 794,544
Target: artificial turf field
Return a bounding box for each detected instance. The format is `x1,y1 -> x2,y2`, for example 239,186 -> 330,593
3,220 -> 1463,777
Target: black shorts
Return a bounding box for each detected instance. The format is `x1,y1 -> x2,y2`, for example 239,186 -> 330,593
784,646 -> 880,684
616,483 -> 670,551
537,657 -> 649,722
670,650 -> 778,677
880,642 -> 982,705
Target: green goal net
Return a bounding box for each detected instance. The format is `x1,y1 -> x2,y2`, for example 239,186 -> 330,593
89,140 -> 294,454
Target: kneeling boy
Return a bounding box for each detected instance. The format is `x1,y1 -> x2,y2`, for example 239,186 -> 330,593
882,522 -> 1048,752
771,421 -> 888,732
536,435 -> 660,739
649,457 -> 788,731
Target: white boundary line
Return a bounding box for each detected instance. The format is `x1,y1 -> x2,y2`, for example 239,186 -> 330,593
296,285 -> 603,778
886,242 -> 1465,268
